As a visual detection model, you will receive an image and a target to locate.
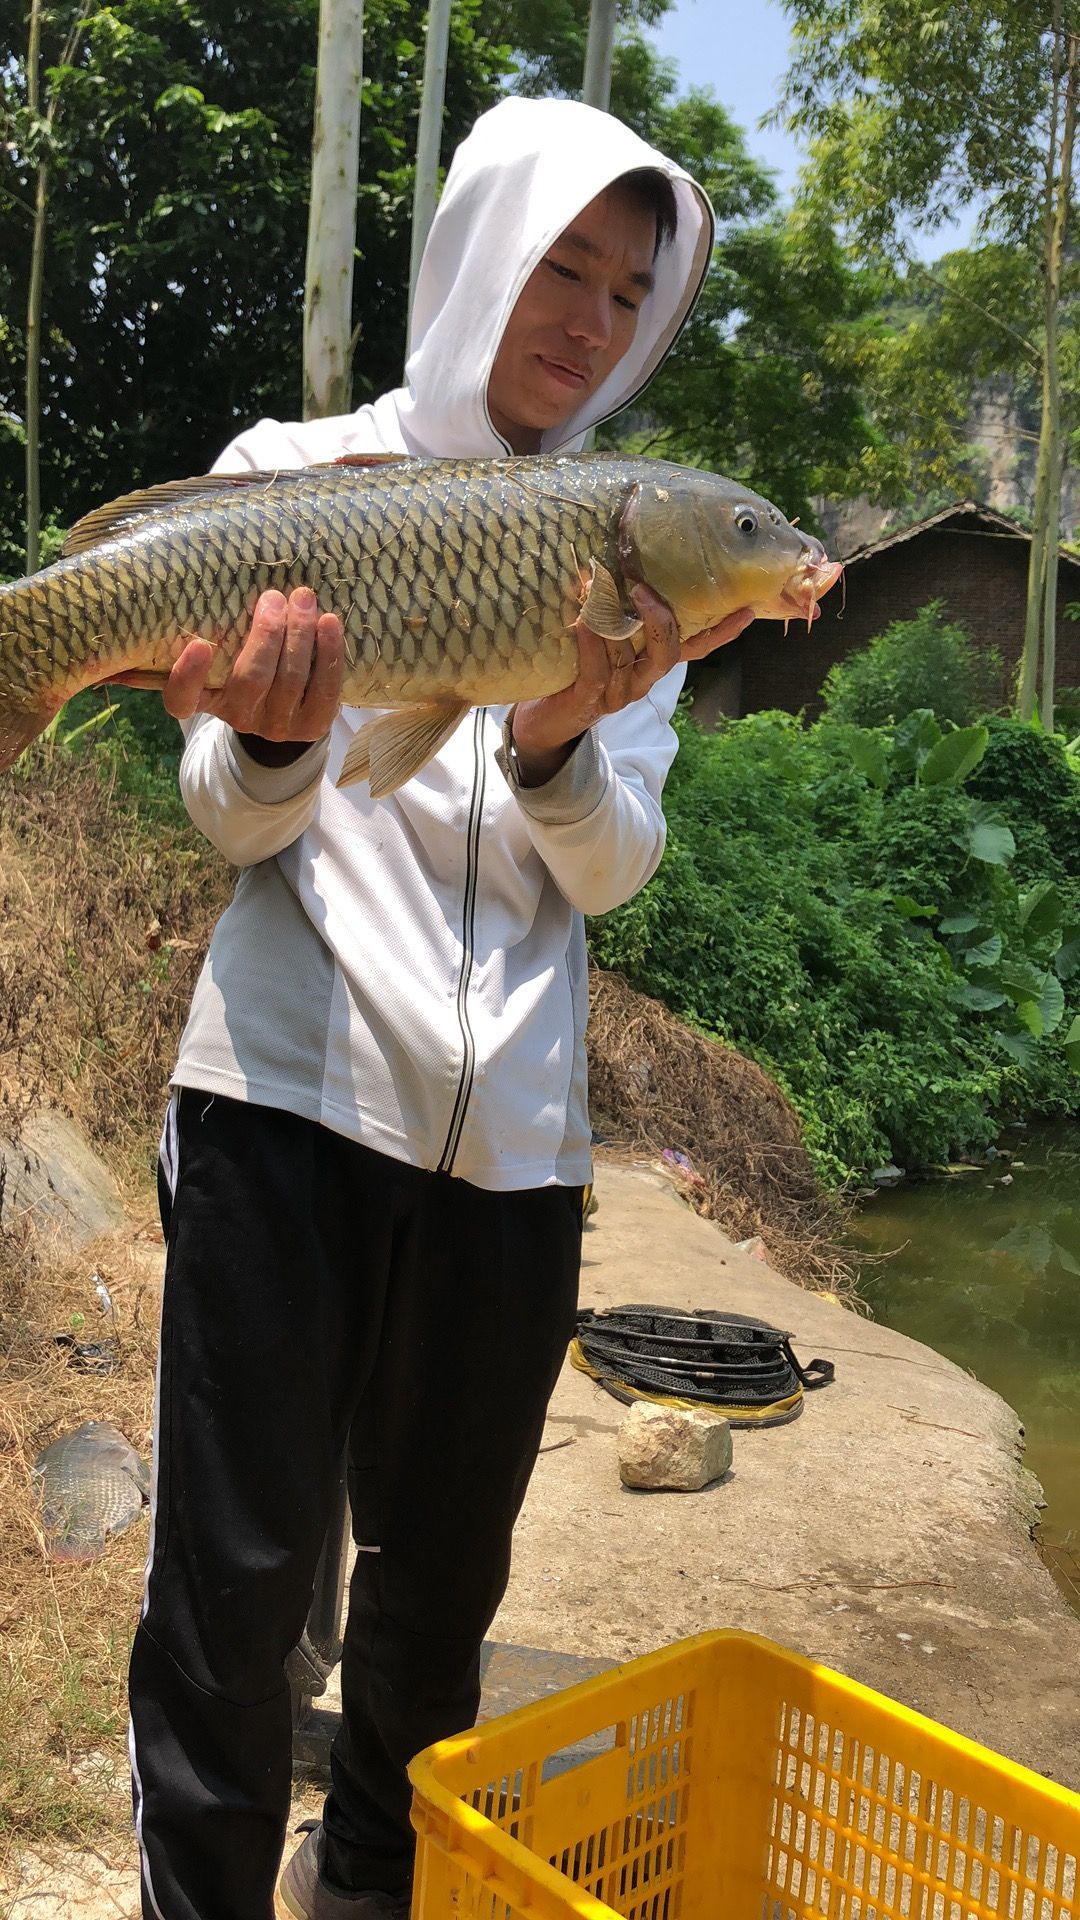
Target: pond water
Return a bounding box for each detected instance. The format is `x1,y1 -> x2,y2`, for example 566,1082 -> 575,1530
856,1126 -> 1080,1615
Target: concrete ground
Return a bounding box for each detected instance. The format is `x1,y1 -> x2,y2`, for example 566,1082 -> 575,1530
493,1160 -> 1080,1788
4,1156 -> 1077,1917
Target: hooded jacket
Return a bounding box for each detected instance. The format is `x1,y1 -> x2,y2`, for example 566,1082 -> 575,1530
171,96 -> 715,1189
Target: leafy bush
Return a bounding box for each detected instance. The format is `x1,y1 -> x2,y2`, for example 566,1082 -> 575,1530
967,715 -> 1080,885
589,707 -> 1080,1186
820,601 -> 1003,729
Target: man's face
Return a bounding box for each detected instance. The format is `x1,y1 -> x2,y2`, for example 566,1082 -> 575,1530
486,182 -> 658,453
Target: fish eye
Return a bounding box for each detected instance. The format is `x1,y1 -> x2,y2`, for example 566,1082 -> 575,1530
734,507 -> 758,536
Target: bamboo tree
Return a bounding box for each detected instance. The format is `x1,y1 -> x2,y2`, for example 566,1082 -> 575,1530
1017,9 -> 1062,723
582,0 -> 617,111
24,0 -> 45,574
407,0 -> 452,346
303,0 -> 364,421
22,0 -> 93,574
1019,11 -> 1077,725
1037,28 -> 1078,732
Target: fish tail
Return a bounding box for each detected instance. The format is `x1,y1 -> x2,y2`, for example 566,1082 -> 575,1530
0,578 -> 63,770
0,688 -> 62,772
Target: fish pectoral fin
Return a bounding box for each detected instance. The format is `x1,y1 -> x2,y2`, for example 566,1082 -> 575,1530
579,559 -> 643,643
337,700 -> 470,799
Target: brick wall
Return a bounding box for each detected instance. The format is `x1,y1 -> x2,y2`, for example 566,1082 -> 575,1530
688,518 -> 1080,721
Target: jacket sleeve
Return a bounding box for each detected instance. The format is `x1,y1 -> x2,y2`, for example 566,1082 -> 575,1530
495,662 -> 685,916
177,716 -> 331,865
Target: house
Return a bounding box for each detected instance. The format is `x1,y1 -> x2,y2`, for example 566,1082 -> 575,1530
688,502 -> 1080,724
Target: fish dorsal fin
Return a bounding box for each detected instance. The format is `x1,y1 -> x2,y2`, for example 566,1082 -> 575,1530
61,471 -> 291,558
62,457 -> 412,558
332,453 -> 410,468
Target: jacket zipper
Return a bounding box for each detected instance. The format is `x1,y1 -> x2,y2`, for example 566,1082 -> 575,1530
437,708 -> 487,1173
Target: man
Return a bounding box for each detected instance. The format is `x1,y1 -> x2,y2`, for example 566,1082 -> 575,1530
127,94 -> 752,1920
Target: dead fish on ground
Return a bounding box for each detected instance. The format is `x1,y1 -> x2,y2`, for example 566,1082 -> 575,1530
32,1419 -> 150,1562
0,454 -> 842,798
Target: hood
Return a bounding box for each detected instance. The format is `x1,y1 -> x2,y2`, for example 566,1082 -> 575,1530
364,95 -> 715,460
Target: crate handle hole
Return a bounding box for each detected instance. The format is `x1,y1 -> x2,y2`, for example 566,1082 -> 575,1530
540,1724 -> 620,1784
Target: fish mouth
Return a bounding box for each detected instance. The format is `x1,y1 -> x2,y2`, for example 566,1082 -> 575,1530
776,557 -> 844,627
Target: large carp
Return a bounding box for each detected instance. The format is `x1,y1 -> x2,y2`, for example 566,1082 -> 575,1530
0,454 -> 841,796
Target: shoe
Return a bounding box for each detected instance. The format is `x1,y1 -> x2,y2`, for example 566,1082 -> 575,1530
277,1822 -> 411,1919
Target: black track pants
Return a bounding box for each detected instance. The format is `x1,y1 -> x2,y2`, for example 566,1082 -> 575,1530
128,1091 -> 582,1920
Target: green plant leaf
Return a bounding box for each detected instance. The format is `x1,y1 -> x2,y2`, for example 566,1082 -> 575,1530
938,909 -> 981,934
917,724 -> 989,788
952,979 -> 1007,1011
1037,971 -> 1066,1036
960,932 -> 1002,969
1054,925 -> 1080,980
891,894 -> 937,918
996,1028 -> 1039,1069
998,958 -> 1046,1001
848,731 -> 890,788
155,84 -> 205,111
1019,881 -> 1061,938
1014,998 -> 1044,1038
892,707 -> 942,777
966,806 -> 1016,866
1063,1016 -> 1080,1072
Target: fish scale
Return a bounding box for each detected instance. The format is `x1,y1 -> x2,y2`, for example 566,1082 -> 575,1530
0,453 -> 842,795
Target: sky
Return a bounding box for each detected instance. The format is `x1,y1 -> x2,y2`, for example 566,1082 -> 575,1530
648,0 -> 979,259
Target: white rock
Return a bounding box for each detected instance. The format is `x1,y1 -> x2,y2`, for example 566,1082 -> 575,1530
617,1402 -> 733,1492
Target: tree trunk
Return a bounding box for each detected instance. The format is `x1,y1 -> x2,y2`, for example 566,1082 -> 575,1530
303,0 -> 364,421
1019,14 -> 1075,724
582,0 -> 617,110
24,0 -> 45,575
1040,30 -> 1078,734
407,0 -> 453,348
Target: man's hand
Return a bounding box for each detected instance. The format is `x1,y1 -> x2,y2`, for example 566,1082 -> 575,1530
162,588 -> 346,743
508,583 -> 754,787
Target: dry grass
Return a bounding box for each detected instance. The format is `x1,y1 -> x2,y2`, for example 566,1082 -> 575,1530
0,742 -> 230,1184
587,967 -> 859,1297
0,745 -> 215,1848
0,1215 -> 162,1848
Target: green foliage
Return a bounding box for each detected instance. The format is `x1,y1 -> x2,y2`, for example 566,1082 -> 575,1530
968,715 -> 1080,882
778,3 -> 1052,257
39,683 -> 189,827
589,704 -> 1080,1186
820,602 -> 1003,729
616,202 -> 904,528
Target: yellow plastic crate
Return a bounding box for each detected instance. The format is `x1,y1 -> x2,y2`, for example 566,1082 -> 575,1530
408,1630 -> 1080,1920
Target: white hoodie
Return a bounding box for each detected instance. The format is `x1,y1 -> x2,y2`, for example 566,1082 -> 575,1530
172,96 -> 715,1189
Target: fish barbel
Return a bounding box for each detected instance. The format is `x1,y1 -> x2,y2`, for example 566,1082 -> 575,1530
0,454 -> 842,796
